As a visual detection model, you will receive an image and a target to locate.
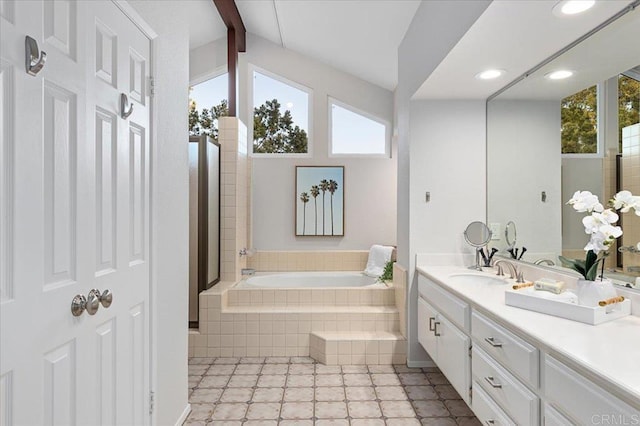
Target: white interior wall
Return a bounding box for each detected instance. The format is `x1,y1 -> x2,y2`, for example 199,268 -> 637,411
407,101 -> 487,364
487,100 -> 562,260
129,1 -> 190,424
396,0 -> 491,366
191,34 -> 397,250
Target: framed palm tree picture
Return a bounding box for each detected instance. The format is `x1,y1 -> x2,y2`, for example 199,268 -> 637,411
296,166 -> 344,236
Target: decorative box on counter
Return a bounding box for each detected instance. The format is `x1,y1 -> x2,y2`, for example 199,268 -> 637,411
505,288 -> 631,325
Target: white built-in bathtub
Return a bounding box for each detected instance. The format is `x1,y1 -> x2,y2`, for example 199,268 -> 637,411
235,271 -> 385,289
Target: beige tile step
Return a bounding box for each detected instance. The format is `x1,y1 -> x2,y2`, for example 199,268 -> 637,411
226,287 -> 396,307
221,305 -> 399,314
310,331 -> 406,365
210,306 -> 401,334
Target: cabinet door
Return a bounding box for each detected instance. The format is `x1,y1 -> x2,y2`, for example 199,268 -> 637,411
437,314 -> 471,404
417,297 -> 438,360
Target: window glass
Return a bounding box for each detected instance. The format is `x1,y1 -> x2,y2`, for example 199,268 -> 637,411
618,73 -> 640,152
561,85 -> 598,154
252,70 -> 310,154
330,101 -> 388,156
189,73 -> 228,140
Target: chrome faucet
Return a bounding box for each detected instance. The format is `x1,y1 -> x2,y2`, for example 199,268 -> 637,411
534,258 -> 555,266
494,259 -> 525,283
619,246 -> 640,254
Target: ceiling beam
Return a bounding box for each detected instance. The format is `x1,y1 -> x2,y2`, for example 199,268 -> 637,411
213,0 -> 246,117
213,0 -> 246,52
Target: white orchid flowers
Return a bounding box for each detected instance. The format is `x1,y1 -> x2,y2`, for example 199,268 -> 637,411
567,190 -> 639,255
568,190 -> 604,213
561,190 -> 639,280
611,190 -> 640,215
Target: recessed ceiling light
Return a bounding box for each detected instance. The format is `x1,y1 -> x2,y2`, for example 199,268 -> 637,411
553,0 -> 595,16
475,69 -> 505,80
546,70 -> 574,80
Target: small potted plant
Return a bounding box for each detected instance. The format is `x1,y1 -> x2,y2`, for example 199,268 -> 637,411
559,190 -> 640,306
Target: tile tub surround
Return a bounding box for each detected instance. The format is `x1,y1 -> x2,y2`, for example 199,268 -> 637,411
189,280 -> 405,362
184,357 -> 480,425
246,250 -> 370,272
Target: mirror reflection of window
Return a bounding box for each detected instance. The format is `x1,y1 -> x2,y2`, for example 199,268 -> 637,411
618,72 -> 640,153
561,85 -> 598,154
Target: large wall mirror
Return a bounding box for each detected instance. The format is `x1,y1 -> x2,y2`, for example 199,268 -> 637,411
487,3 -> 640,289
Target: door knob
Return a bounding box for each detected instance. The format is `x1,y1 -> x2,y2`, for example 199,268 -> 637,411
96,289 -> 113,308
71,295 -> 87,317
85,290 -> 101,315
88,288 -> 113,309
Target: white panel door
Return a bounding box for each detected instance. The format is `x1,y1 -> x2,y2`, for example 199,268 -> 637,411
0,1 -> 152,425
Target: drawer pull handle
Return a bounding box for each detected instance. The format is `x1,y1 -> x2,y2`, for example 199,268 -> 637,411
429,317 -> 435,331
434,321 -> 441,336
485,421 -> 496,425
484,337 -> 503,347
484,376 -> 502,388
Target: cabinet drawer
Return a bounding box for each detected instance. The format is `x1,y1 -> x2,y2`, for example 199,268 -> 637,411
418,274 -> 470,331
544,403 -> 575,426
472,346 -> 539,425
543,354 -> 639,424
472,380 -> 516,426
472,311 -> 538,386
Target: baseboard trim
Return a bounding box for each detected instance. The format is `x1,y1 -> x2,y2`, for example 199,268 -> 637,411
174,403 -> 191,426
407,359 -> 436,368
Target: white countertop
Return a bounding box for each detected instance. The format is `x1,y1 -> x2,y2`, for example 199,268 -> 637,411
416,265 -> 640,408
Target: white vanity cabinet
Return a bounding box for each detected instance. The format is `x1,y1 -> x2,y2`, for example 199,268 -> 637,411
417,275 -> 471,405
415,268 -> 640,426
543,354 -> 640,424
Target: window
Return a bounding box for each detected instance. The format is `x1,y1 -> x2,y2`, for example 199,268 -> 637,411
329,98 -> 389,156
252,68 -> 311,155
618,73 -> 640,153
561,85 -> 598,154
189,73 -> 228,140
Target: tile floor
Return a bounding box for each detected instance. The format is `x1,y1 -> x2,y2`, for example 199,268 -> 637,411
185,357 -> 480,425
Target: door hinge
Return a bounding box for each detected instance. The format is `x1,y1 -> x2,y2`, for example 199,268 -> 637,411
148,76 -> 155,98
469,387 -> 473,400
149,391 -> 155,415
468,345 -> 472,358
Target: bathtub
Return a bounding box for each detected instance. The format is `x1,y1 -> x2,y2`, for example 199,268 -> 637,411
235,271 -> 385,289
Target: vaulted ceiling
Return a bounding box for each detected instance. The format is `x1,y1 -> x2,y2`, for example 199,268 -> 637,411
187,0 -> 636,98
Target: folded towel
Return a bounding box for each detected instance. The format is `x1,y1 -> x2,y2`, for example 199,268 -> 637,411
364,245 -> 394,277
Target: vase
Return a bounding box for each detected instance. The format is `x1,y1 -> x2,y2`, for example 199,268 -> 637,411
576,278 -> 617,308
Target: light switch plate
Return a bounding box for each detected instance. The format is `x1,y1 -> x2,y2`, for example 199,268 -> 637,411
489,223 -> 501,240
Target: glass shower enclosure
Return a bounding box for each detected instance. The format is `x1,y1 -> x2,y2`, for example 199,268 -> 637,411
189,135 -> 220,328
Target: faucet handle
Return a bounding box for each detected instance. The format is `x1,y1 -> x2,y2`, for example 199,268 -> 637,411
496,265 -> 504,277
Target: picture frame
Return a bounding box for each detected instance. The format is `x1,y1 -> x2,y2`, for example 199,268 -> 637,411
295,166 -> 344,236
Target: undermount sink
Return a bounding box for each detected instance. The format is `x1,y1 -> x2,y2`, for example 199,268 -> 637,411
448,273 -> 508,286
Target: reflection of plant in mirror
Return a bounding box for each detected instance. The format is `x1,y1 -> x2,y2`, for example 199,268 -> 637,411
559,190 -> 640,280
561,85 -> 597,154
618,74 -> 640,152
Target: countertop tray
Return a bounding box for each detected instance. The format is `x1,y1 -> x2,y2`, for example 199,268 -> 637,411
505,289 -> 631,325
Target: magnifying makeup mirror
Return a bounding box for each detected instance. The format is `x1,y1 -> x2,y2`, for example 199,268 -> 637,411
464,221 -> 492,270
505,221 -> 517,249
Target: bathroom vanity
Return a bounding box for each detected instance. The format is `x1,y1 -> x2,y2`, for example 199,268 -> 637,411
416,265 -> 640,425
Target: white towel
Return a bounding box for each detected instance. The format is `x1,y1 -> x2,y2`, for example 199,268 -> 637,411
364,245 -> 394,277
